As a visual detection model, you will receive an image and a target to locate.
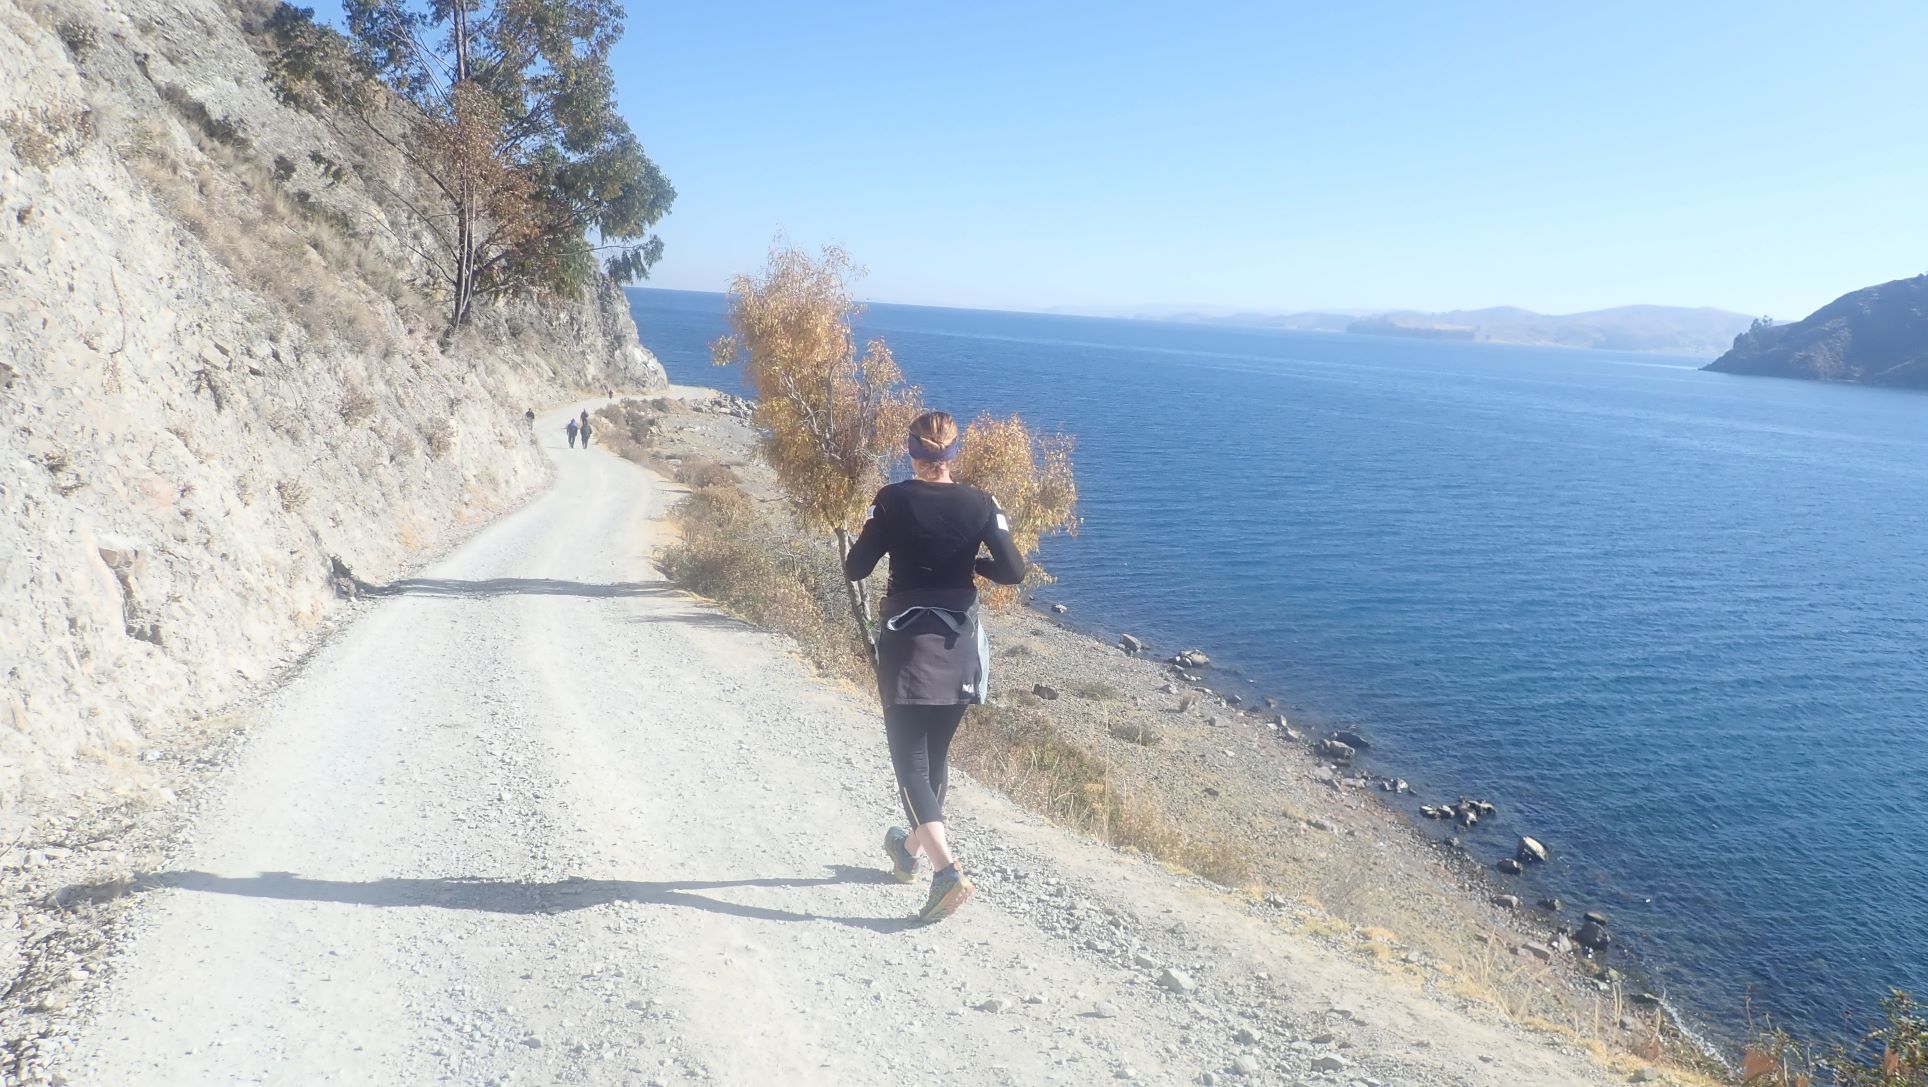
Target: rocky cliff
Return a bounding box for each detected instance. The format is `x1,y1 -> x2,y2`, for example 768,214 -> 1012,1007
1704,275 -> 1928,387
0,0 -> 665,828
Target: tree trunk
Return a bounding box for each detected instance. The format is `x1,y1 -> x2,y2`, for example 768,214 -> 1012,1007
448,0 -> 475,330
835,527 -> 877,670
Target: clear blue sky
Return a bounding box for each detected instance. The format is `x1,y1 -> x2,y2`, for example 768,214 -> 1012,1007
305,2 -> 1927,318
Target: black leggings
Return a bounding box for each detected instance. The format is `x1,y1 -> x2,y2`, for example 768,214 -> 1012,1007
885,703 -> 968,827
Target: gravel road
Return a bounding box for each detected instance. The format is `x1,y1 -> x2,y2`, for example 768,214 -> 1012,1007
52,403 -> 1623,1087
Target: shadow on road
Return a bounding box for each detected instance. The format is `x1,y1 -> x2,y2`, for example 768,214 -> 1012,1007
622,610 -> 755,630
68,866 -> 923,933
369,577 -> 680,599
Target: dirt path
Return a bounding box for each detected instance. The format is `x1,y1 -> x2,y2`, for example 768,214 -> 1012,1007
52,402 -> 1622,1087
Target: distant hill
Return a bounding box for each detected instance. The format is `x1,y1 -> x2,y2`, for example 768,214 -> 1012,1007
1161,304 -> 1755,356
1703,276 -> 1928,388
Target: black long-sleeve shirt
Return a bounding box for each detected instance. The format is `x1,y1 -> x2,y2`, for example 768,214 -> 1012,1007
842,479 -> 1026,599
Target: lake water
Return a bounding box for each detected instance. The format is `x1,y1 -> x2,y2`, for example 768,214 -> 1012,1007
627,286 -> 1928,1048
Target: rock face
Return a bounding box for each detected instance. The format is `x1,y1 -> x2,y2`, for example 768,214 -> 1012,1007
0,0 -> 665,823
1705,275 -> 1928,387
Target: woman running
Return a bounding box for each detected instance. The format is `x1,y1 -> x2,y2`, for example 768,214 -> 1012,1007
843,410 -> 1026,922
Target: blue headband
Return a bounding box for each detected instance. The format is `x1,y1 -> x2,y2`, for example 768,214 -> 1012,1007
909,436 -> 958,462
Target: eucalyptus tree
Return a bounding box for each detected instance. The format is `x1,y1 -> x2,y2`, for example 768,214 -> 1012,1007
268,0 -> 674,329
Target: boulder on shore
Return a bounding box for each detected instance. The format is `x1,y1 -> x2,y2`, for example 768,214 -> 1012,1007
1316,739 -> 1356,764
1331,729 -> 1371,750
1172,650 -> 1211,669
1517,836 -> 1549,863
1119,633 -> 1145,655
1576,920 -> 1612,951
1497,858 -> 1523,875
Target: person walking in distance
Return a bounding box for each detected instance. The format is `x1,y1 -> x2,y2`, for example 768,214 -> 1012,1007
579,417 -> 593,449
842,410 -> 1026,921
565,417 -> 579,448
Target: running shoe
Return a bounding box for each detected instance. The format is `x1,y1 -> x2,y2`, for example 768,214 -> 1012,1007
918,867 -> 974,923
884,827 -> 918,883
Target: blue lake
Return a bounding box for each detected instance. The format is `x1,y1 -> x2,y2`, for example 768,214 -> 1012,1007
628,286 -> 1928,1047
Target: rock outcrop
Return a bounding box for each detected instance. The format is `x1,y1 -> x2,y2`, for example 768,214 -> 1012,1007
1704,275 -> 1928,387
0,0 -> 665,824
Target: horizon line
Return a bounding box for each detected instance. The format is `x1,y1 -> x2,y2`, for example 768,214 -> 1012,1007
622,284 -> 1764,322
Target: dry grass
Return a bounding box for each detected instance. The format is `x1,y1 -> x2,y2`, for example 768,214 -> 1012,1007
422,418 -> 455,458
127,113 -> 429,353
4,104 -> 96,169
657,482 -> 869,678
593,400 -> 661,469
953,701 -> 1250,886
276,478 -> 308,512
674,458 -> 736,488
1106,719 -> 1162,747
339,385 -> 377,424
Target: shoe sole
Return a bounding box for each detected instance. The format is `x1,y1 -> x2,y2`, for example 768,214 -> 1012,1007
918,879 -> 974,923
883,831 -> 917,884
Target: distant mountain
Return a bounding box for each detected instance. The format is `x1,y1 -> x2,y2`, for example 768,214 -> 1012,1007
1167,304 -> 1751,356
1704,276 -> 1928,388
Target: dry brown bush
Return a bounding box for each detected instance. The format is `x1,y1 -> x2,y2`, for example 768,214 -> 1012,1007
953,412 -> 1080,607
592,400 -> 661,469
658,483 -> 868,677
57,18 -> 101,59
339,385 -> 377,424
675,458 -> 735,488
711,242 -> 921,647
4,104 -> 95,169
423,418 -> 455,458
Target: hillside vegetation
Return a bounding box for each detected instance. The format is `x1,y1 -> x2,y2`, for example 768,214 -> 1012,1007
0,0 -> 665,829
1705,275 -> 1928,387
